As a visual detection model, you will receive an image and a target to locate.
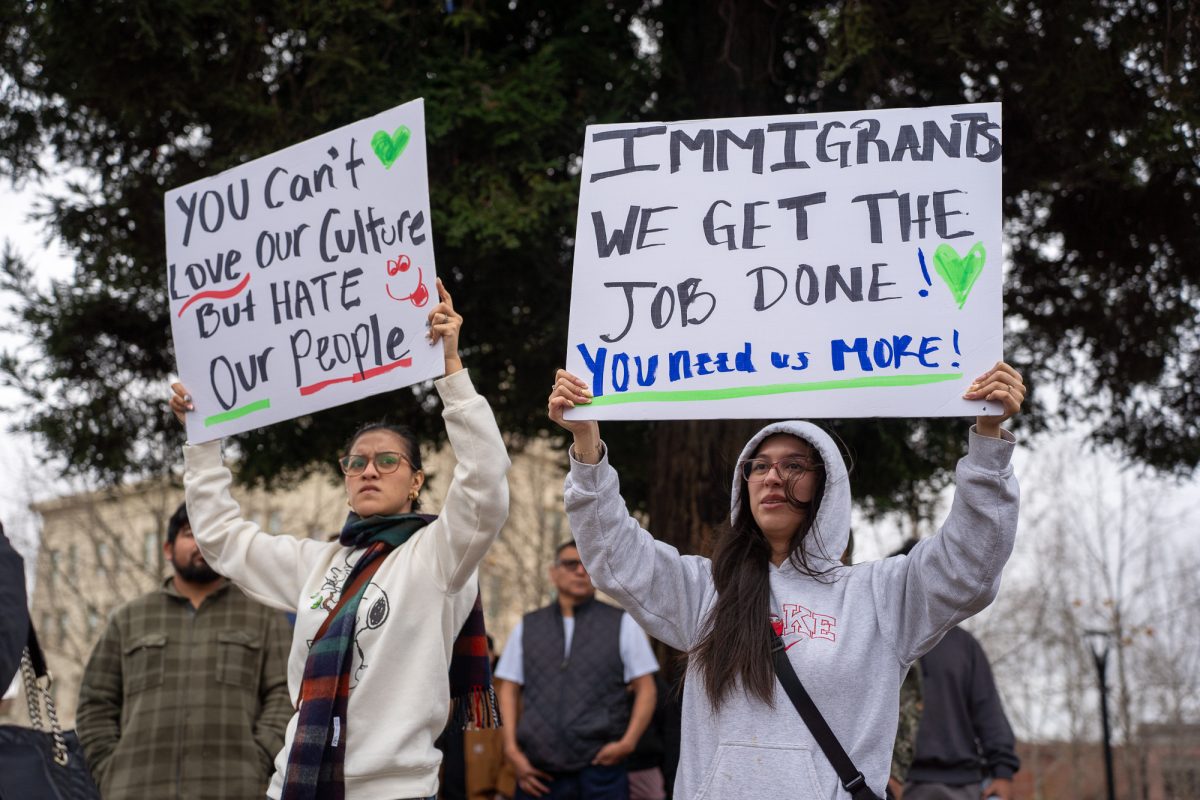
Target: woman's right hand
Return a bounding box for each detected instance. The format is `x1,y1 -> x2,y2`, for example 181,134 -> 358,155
548,369 -> 602,463
169,382 -> 194,426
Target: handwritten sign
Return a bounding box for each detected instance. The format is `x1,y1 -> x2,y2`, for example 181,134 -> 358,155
165,99 -> 442,443
564,103 -> 1004,420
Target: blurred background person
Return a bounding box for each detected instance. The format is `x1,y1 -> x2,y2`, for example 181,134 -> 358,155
76,503 -> 292,799
904,626 -> 1019,800
497,541 -> 658,800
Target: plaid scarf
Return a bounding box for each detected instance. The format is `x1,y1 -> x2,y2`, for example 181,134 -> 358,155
280,513 -> 498,800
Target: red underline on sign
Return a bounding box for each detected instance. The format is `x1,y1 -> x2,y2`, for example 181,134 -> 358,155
177,273 -> 252,318
298,355 -> 413,397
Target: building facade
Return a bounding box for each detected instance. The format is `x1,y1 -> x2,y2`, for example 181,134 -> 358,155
5,436 -> 570,727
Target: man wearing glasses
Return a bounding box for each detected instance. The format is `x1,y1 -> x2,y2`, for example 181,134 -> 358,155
496,540 -> 659,800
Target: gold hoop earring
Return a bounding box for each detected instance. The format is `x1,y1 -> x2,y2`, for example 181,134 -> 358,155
408,490 -> 419,501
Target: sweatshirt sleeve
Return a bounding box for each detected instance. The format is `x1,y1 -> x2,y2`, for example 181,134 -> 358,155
871,427 -> 1020,665
564,447 -> 714,652
414,369 -> 511,593
184,440 -> 334,611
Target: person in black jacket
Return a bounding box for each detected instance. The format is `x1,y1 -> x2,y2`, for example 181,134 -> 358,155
904,626 -> 1019,800
0,522 -> 31,688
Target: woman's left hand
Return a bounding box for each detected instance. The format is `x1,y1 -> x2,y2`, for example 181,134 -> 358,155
964,361 -> 1025,438
426,278 -> 463,375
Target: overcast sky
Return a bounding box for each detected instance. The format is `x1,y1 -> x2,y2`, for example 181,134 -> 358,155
0,178 -> 73,566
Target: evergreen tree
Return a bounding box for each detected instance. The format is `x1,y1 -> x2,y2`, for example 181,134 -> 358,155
2,1 -> 1196,549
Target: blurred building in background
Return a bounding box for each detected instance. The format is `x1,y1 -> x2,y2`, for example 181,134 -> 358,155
2,436 -> 569,726
1012,725 -> 1200,800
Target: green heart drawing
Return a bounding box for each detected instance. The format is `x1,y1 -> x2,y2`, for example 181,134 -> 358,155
933,241 -> 986,309
370,125 -> 411,169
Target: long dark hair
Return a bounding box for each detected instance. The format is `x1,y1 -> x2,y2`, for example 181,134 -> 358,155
689,442 -> 829,710
343,422 -> 425,510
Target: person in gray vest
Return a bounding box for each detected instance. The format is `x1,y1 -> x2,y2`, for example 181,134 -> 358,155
496,540 -> 659,799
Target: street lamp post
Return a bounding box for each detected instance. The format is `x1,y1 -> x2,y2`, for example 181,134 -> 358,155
1083,629 -> 1117,800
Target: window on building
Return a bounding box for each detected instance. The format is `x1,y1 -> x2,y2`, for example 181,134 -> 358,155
1164,761 -> 1200,800
47,551 -> 59,591
56,611 -> 69,645
86,609 -> 100,635
144,530 -> 159,569
67,543 -> 78,577
542,508 -> 565,540
96,541 -> 110,576
268,510 -> 283,534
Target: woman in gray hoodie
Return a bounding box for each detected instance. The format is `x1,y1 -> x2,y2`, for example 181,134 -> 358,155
546,362 -> 1024,800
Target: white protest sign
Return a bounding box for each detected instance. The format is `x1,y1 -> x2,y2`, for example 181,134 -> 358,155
165,98 -> 442,443
565,102 -> 1004,420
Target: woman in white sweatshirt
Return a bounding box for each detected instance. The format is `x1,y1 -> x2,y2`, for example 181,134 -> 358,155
170,280 -> 510,800
546,363 -> 1024,800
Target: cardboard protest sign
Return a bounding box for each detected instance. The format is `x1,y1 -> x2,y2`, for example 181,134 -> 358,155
564,103 -> 1004,420
165,98 -> 442,443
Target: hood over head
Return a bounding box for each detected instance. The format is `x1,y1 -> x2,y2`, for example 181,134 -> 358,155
729,421 -> 852,568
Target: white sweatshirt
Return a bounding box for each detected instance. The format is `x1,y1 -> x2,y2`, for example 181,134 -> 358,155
566,421 -> 1019,800
183,369 -> 510,800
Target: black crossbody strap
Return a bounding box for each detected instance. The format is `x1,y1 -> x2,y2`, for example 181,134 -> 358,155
771,632 -> 882,800
25,623 -> 48,678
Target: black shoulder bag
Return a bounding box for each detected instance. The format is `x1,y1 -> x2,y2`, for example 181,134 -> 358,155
0,625 -> 101,800
771,632 -> 885,800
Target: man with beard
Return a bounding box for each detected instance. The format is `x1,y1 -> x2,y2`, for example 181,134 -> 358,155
76,503 -> 292,799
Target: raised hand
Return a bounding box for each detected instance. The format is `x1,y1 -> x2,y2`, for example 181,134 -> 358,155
964,361 -> 1025,438
548,369 -> 601,463
169,382 -> 193,426
426,278 -> 463,374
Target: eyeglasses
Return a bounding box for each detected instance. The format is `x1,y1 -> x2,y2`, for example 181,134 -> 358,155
556,558 -> 587,573
338,451 -> 412,476
739,456 -> 815,483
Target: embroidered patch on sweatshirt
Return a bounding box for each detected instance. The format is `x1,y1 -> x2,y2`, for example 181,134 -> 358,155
771,602 -> 838,650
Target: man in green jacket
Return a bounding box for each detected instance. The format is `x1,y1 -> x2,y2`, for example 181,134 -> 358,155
76,503 -> 292,799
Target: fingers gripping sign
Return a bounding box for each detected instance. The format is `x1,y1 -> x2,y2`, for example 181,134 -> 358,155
170,381 -> 195,426
962,361 -> 1025,438
548,370 -> 595,433
425,278 -> 463,375
548,369 -> 602,464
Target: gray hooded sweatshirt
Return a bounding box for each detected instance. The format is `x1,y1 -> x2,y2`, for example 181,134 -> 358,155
564,422 -> 1019,800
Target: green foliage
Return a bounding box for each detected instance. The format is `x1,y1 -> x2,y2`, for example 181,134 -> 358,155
1,0 -> 654,488
1,0 -> 1197,530
797,0 -> 1200,476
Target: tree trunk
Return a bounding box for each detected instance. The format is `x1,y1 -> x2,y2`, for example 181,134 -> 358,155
648,0 -> 787,559
648,420 -> 763,556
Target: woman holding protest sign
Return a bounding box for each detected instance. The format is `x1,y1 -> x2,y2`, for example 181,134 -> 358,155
546,362 -> 1023,800
170,278 -> 510,800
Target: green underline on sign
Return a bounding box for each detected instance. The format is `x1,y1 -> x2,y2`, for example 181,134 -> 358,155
204,398 -> 272,426
587,373 -> 965,406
